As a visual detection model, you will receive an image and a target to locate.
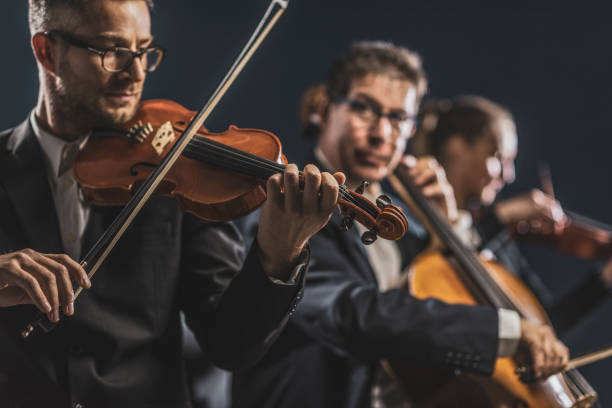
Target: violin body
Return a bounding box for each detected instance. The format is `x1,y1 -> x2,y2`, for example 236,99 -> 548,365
74,99 -> 285,222
74,99 -> 408,240
385,251 -> 597,408
513,217 -> 612,260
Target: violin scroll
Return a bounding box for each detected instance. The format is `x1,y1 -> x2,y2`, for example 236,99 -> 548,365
338,184 -> 409,244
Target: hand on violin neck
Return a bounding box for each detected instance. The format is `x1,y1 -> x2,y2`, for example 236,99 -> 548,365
257,163 -> 345,280
495,189 -> 567,234
516,319 -> 568,380
397,155 -> 459,223
0,249 -> 91,321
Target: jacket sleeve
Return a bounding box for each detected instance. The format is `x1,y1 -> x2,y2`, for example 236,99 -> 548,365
178,214 -> 306,371
292,219 -> 500,376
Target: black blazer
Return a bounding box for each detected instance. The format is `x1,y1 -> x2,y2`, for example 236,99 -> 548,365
232,177 -> 500,408
0,119 -> 305,408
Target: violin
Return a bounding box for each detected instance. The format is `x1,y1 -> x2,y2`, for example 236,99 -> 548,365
74,98 -> 409,241
512,209 -> 612,260
21,0 -> 408,338
511,162 -> 612,260
383,171 -> 597,407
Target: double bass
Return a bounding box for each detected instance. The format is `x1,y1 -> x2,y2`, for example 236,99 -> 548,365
383,171 -> 597,407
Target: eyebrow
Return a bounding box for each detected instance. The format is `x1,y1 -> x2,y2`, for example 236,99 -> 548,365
353,92 -> 383,107
91,34 -> 154,47
353,92 -> 409,114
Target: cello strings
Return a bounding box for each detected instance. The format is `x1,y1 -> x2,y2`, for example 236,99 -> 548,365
396,174 -> 518,310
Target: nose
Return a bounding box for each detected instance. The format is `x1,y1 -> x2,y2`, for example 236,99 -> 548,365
369,116 -> 393,144
125,55 -> 146,82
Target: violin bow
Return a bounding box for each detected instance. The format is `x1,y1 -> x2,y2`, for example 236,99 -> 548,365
22,0 -> 290,338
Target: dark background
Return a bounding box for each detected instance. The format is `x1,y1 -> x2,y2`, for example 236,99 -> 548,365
3,0 -> 612,404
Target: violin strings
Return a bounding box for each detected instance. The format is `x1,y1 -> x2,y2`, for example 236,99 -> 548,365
184,135 -> 378,218
183,136 -> 365,211
185,136 -> 374,217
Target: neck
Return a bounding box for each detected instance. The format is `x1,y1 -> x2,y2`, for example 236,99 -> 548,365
35,91 -> 91,141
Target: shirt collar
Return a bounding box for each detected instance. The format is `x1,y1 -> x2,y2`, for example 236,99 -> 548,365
30,110 -> 90,180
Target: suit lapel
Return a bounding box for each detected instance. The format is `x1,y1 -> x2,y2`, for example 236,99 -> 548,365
0,119 -> 62,253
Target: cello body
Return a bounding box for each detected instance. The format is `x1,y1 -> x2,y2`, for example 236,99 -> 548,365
384,173 -> 597,408
385,251 -> 596,407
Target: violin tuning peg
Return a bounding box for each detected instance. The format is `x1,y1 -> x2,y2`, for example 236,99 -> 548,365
375,194 -> 392,210
342,214 -> 355,230
361,229 -> 378,245
356,181 -> 370,195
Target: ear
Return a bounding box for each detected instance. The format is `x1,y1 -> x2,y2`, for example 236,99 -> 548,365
31,33 -> 58,75
316,95 -> 332,124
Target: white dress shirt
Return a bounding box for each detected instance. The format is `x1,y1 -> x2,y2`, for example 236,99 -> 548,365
30,110 -> 90,260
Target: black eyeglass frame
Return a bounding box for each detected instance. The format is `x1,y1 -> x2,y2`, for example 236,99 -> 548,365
43,30 -> 166,73
333,97 -> 417,128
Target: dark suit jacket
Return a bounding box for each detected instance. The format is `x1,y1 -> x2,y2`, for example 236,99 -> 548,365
0,119 -> 305,408
232,179 -> 500,408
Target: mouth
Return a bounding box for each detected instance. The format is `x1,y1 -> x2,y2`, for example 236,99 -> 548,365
354,149 -> 390,167
105,91 -> 140,104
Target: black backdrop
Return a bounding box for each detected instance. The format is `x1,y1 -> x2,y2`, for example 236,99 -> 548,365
3,1 -> 612,404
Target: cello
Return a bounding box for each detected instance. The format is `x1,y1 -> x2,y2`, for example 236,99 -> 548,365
383,170 -> 597,407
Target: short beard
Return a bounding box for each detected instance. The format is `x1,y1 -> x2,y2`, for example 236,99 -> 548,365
47,59 -> 139,131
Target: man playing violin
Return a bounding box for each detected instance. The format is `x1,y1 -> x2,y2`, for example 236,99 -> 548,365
232,41 -> 570,408
0,1 -> 344,407
412,95 -> 612,334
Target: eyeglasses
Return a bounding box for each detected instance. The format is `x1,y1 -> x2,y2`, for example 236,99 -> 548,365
334,97 -> 416,135
44,30 -> 166,73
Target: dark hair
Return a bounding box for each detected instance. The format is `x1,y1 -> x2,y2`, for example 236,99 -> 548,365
29,0 -> 154,34
326,41 -> 428,102
412,95 -> 513,160
299,83 -> 327,138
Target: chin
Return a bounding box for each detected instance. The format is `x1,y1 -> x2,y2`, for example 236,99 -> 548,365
351,165 -> 387,184
102,104 -> 140,126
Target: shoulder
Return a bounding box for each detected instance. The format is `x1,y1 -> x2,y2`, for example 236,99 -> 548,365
0,126 -> 15,152
0,117 -> 32,155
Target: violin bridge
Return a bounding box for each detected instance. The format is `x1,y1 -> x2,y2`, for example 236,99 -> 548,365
151,121 -> 176,155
